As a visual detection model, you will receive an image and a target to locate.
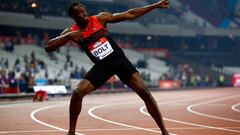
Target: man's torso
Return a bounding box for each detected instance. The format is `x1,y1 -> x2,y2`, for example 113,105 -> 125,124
70,16 -> 126,64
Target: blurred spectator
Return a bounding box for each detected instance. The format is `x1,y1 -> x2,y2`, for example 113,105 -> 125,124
23,54 -> 29,64
0,69 -> 8,94
14,58 -> 20,69
141,71 -> 151,82
48,53 -> 58,61
4,58 -> 9,69
33,34 -> 41,46
38,60 -> 46,70
31,51 -> 36,61
70,66 -> 87,79
27,76 -> 35,93
8,71 -> 18,93
0,58 -> 4,67
66,53 -> 71,63
14,66 -> 21,79
218,74 -> 225,86
80,67 -> 86,78
43,32 -> 49,43
4,40 -> 14,52
18,73 -> 28,93
137,59 -> 148,68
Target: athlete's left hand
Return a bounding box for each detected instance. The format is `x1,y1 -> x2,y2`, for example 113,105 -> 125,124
153,0 -> 170,8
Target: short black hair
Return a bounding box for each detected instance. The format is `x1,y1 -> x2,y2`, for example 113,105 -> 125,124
67,1 -> 84,16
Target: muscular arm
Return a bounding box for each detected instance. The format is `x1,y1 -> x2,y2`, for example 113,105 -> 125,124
97,0 -> 169,25
45,28 -> 70,52
45,28 -> 82,52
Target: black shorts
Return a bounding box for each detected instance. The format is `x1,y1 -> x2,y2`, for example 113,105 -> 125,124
84,59 -> 138,88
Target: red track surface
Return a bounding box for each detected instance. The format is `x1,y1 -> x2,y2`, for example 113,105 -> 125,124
0,87 -> 240,135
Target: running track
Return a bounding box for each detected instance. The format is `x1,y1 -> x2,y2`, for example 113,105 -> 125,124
0,87 -> 240,135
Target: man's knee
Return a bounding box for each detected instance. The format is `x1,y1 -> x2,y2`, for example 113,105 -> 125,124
73,80 -> 95,97
73,87 -> 88,97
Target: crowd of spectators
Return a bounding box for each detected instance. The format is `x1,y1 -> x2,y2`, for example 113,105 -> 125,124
0,48 -> 45,94
0,52 -> 89,94
0,41 -> 89,94
2,25 -> 240,56
0,67 -> 35,94
160,64 -> 226,88
9,25 -> 240,52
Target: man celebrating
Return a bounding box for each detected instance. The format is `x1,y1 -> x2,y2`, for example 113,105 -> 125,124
45,0 -> 170,134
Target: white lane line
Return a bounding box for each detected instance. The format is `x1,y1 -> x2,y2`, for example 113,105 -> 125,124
187,95 -> 240,123
0,102 -> 34,108
87,94 -> 204,135
0,130 -> 63,134
140,95 -> 240,134
87,94 -> 221,135
1,126 -> 240,134
140,107 -> 240,133
30,104 -> 85,135
231,103 -> 240,112
88,102 -> 177,135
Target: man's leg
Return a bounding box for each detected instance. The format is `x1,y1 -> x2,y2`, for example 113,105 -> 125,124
128,72 -> 169,135
67,79 -> 96,135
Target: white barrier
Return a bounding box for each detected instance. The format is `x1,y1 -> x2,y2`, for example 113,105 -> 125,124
33,86 -> 67,94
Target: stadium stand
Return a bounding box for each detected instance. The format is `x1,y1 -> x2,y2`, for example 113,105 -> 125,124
0,0 -> 239,96
0,0 -> 128,17
0,38 -> 169,94
180,0 -> 239,28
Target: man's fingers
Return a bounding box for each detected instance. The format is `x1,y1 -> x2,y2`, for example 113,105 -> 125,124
159,0 -> 170,8
164,0 -> 169,4
70,30 -> 83,42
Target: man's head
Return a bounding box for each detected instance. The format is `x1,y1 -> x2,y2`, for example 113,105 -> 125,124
68,2 -> 88,25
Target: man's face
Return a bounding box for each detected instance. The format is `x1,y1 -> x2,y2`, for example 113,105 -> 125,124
71,4 -> 88,24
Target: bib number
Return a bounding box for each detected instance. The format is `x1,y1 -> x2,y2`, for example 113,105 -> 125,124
89,38 -> 114,60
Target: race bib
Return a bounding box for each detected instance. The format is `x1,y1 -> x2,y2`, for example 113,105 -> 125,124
89,38 -> 114,60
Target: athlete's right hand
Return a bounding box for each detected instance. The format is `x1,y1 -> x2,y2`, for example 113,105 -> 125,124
153,0 -> 170,8
67,30 -> 83,43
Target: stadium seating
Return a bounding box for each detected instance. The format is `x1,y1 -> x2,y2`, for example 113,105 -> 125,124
0,0 -> 128,17
180,0 -> 239,28
0,43 -> 169,86
0,0 -> 239,93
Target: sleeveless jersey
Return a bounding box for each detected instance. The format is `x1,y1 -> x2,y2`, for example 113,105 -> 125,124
70,16 -> 126,63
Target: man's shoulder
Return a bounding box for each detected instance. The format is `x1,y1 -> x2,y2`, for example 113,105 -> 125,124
94,12 -> 112,27
96,12 -> 112,19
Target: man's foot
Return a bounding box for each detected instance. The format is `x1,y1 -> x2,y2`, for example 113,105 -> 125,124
162,132 -> 169,135
66,131 -> 75,135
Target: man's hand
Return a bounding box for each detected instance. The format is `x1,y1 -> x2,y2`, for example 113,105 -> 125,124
67,30 -> 83,43
153,0 -> 170,8
45,29 -> 83,52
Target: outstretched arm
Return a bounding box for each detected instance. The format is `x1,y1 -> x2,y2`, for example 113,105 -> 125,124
97,0 -> 169,25
45,29 -> 83,52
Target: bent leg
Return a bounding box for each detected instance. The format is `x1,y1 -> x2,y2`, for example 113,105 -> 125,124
128,72 -> 169,135
67,79 -> 96,135
67,63 -> 114,135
